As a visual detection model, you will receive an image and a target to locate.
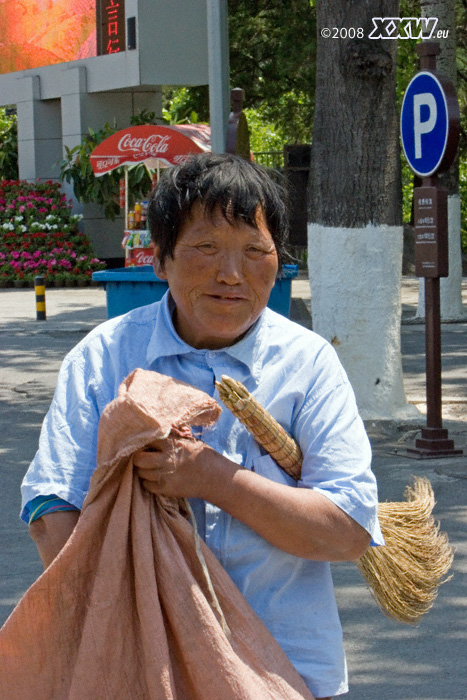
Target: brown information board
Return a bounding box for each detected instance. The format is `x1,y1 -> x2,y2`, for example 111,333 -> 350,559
413,185 -> 448,278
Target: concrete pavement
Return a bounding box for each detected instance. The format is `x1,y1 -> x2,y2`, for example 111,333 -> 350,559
1,278 -> 466,699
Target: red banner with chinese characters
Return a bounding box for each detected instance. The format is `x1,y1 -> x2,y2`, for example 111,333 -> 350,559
97,0 -> 125,55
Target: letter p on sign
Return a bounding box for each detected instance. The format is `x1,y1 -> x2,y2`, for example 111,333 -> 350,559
413,93 -> 437,159
401,70 -> 458,178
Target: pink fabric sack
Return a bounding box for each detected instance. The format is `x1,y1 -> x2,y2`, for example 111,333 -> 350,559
0,369 -> 315,700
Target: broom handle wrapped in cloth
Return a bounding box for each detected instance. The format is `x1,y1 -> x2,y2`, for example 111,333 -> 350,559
215,375 -> 454,625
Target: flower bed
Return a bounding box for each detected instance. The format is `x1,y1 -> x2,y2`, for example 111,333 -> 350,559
0,180 -> 105,286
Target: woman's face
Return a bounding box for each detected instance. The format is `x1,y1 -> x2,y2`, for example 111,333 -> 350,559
154,203 -> 279,349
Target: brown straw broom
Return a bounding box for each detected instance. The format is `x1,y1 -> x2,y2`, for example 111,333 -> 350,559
215,375 -> 454,625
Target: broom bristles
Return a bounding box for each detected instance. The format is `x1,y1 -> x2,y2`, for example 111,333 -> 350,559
356,478 -> 454,624
215,375 -> 454,625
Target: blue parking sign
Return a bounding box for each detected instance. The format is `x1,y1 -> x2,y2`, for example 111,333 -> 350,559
401,71 -> 455,178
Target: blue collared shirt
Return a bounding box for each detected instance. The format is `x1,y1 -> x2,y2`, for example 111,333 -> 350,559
21,292 -> 383,698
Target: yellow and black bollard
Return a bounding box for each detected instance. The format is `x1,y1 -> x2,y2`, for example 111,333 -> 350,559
34,275 -> 46,321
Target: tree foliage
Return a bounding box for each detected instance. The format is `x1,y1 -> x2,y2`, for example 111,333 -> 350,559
59,111 -> 157,219
0,109 -> 18,181
455,0 -> 467,156
228,0 -> 316,142
163,0 -> 317,146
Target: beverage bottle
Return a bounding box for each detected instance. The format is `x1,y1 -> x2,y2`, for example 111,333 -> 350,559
134,202 -> 142,229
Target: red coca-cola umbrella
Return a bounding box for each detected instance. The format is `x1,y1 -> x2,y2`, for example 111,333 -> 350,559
90,124 -> 211,176
90,124 -> 211,237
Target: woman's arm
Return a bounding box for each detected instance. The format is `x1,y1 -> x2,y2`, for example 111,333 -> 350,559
134,438 -> 370,562
29,510 -> 80,569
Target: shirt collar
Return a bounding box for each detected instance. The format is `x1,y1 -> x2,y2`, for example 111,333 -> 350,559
146,291 -> 267,383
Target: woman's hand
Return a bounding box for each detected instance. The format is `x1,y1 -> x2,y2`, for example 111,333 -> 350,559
134,436 -> 216,499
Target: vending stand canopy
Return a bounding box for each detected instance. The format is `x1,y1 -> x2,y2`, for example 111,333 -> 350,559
89,123 -> 212,257
90,124 -> 211,176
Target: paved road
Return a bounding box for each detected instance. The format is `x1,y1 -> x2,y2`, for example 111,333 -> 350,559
1,280 -> 466,699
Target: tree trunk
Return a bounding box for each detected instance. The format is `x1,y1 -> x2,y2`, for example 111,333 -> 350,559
308,0 -> 416,418
417,0 -> 465,320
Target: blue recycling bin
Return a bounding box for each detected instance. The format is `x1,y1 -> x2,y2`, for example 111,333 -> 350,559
268,264 -> 299,317
92,267 -> 169,319
93,264 -> 298,319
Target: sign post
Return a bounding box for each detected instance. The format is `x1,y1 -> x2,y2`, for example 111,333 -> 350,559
400,42 -> 462,458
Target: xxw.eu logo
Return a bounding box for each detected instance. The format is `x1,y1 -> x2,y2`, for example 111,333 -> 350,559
368,17 -> 442,40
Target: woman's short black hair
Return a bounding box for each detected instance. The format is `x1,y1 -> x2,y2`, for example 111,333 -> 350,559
147,153 -> 289,266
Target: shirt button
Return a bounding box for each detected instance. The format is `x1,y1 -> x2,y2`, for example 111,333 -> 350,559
207,351 -> 215,360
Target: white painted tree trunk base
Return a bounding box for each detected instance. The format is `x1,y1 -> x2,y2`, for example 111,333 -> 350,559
308,223 -> 419,420
415,195 -> 467,321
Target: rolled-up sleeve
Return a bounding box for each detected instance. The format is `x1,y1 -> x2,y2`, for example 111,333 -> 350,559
292,348 -> 384,546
